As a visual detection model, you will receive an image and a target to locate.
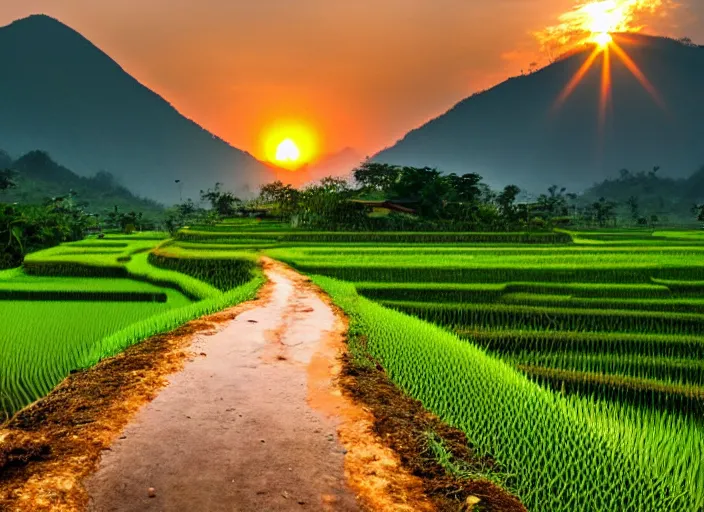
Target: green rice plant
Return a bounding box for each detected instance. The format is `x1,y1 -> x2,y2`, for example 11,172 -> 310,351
500,293 -> 704,314
0,272 -> 263,418
0,290 -> 167,302
355,281 -> 672,303
382,300 -> 704,335
174,241 -> 279,251
179,229 -> 573,245
148,248 -> 257,291
0,268 -> 23,280
518,364 -> 704,415
502,282 -> 672,298
291,265 -> 667,284
124,252 -> 221,300
652,278 -> 704,297
355,282 -> 504,303
81,272 -> 263,369
99,231 -> 170,240
0,296 -> 188,415
457,329 -> 704,359
311,275 -> 704,512
653,230 -> 704,240
20,240 -> 225,301
506,351 -> 704,387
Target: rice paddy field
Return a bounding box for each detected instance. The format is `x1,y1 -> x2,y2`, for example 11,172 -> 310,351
0,232 -> 262,418
3,220 -> 704,511
176,222 -> 704,511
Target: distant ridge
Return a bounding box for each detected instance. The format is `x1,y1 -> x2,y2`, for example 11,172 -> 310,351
372,33 -> 704,193
0,14 -> 274,204
1,149 -> 163,213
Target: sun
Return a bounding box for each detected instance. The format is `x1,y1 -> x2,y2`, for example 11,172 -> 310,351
275,138 -> 300,163
260,119 -> 319,169
593,32 -> 613,47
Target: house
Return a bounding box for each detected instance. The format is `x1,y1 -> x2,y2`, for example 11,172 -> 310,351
349,200 -> 417,216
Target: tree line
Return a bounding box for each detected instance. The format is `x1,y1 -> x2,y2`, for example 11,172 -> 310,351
168,162 -> 704,232
3,159 -> 703,269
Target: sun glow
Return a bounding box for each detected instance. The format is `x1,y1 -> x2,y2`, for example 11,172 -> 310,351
593,32 -> 613,47
547,0 -> 670,119
536,0 -> 675,54
275,138 -> 300,163
260,120 -> 319,169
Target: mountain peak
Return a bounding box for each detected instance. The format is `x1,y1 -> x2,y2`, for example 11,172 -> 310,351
0,15 -> 273,204
3,13 -> 76,33
373,33 -> 704,193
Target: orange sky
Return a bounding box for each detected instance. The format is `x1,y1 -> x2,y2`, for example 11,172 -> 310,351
1,1 -> 700,162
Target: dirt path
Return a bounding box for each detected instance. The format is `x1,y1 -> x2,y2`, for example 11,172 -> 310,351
83,259 -> 431,512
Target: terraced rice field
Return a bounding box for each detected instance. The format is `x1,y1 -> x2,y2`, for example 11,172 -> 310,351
263,240 -> 704,414
4,220 -> 704,511
255,227 -> 701,511
0,233 -> 262,418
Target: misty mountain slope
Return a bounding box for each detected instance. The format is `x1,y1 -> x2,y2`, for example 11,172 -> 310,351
373,34 -> 704,193
0,15 -> 273,204
2,150 -> 163,214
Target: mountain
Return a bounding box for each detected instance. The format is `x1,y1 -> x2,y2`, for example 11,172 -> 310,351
579,164 -> 704,221
373,34 -> 704,194
1,150 -> 163,214
0,15 -> 273,205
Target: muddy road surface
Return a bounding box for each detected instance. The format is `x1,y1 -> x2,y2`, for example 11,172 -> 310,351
84,259 -> 431,512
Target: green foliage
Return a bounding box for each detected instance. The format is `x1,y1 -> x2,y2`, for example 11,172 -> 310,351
261,165 -> 534,230
0,195 -> 97,269
0,169 -> 15,191
353,162 -> 401,191
4,151 -> 163,216
200,182 -> 242,217
258,180 -> 301,217
294,177 -> 369,229
579,165 -> 703,225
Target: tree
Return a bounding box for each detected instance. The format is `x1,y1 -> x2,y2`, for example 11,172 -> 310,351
258,181 -> 300,218
678,37 -> 696,47
389,167 -> 449,218
0,169 -> 15,191
353,162 -> 400,192
591,197 -> 617,227
619,168 -> 632,181
445,173 -> 483,203
626,196 -> 640,225
200,183 -> 242,217
692,204 -> 704,225
177,198 -> 198,219
296,176 -> 366,229
536,185 -> 569,220
495,185 -> 521,227
1,191 -> 95,269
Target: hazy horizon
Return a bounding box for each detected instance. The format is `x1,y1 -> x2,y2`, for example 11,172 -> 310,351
1,1 -> 702,164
